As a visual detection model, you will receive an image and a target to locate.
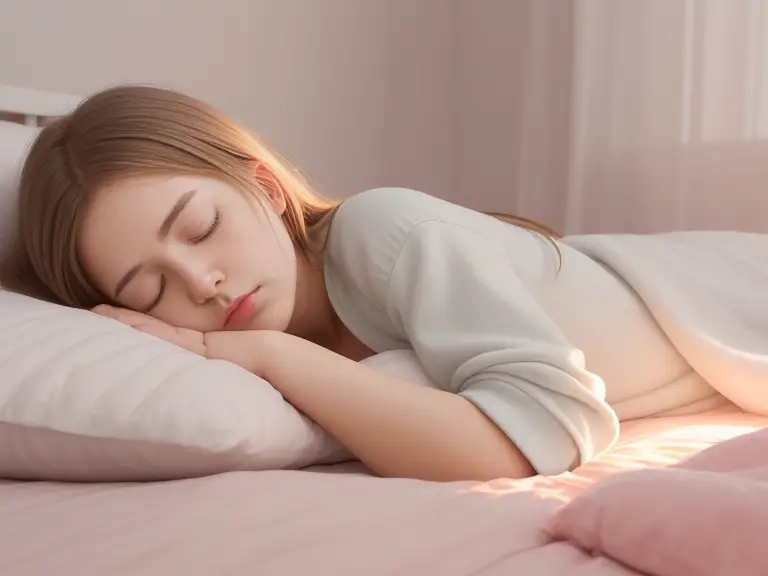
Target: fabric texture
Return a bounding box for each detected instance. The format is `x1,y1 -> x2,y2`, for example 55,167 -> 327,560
324,188 -> 618,475
0,289 -> 358,481
564,232 -> 768,417
544,427 -> 768,576
324,187 -> 764,475
0,407 -> 764,576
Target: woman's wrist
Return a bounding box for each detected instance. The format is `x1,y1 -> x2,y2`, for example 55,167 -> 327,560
203,329 -> 286,377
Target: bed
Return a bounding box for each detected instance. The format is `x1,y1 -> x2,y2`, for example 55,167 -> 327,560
1,84 -> 766,576
0,408 -> 764,575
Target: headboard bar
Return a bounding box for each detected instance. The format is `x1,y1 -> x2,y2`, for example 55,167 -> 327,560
0,84 -> 82,127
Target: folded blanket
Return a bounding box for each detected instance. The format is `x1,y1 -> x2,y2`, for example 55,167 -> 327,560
543,427 -> 768,576
565,232 -> 768,415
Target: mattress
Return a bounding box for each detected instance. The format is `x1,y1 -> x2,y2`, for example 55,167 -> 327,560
0,406 -> 764,576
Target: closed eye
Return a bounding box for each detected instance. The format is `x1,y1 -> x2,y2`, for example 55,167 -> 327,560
191,209 -> 220,244
143,210 -> 219,313
144,274 -> 166,313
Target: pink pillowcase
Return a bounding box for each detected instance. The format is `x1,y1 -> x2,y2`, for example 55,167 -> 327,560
543,428 -> 768,576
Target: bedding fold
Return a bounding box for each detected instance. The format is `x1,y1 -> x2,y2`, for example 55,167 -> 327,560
545,427 -> 768,576
565,231 -> 768,415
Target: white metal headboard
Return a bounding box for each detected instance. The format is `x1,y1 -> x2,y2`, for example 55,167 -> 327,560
0,84 -> 82,127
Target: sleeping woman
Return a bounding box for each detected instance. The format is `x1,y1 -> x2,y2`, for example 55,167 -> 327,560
2,85 -> 766,482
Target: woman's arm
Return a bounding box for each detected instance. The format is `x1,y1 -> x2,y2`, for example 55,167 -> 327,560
322,191 -> 620,477
205,330 -> 535,482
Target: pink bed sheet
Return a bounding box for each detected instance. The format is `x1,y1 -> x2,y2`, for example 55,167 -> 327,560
0,406 -> 764,576
546,425 -> 768,576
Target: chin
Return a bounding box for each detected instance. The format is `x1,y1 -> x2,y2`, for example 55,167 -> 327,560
248,302 -> 294,333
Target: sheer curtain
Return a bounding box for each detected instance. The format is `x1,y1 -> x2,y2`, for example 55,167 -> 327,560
510,0 -> 768,235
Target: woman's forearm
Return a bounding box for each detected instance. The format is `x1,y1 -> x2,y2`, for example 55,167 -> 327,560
205,330 -> 535,482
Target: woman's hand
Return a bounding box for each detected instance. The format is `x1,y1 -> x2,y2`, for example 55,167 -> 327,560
92,304 -> 207,356
203,330 -> 281,377
91,304 -> 279,375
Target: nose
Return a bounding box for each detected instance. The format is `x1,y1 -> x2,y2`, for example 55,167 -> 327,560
181,266 -> 224,304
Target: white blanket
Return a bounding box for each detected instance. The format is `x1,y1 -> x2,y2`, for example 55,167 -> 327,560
565,231 -> 768,415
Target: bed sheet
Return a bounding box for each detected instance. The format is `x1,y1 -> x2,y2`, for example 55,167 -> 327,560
0,406 -> 764,576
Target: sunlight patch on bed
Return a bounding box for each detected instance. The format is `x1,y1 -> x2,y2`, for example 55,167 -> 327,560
457,420 -> 766,502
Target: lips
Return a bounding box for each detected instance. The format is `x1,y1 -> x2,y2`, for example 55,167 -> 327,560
224,288 -> 259,328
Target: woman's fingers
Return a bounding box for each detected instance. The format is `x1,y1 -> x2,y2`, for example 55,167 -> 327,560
91,305 -> 158,328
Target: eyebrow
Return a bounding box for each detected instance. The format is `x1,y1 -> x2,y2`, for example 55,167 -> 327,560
158,189 -> 197,240
113,189 -> 197,299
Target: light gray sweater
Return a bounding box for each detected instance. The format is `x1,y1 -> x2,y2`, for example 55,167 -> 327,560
323,188 -> 753,475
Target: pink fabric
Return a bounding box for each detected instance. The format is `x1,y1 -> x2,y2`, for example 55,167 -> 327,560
544,422 -> 768,576
0,407 -> 764,575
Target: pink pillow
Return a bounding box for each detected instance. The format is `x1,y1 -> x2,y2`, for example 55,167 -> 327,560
543,429 -> 768,576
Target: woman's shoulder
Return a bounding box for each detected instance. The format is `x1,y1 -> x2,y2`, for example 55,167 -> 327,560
324,188 -> 456,304
333,187 -> 446,228
327,187 -> 538,259
327,188 -> 443,257
328,186 -> 493,246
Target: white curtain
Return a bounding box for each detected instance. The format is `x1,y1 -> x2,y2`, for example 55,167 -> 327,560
511,0 -> 768,235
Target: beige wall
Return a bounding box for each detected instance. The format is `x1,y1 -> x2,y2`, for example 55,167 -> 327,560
0,0 -> 455,200
453,0 -> 575,223
5,2 -> 757,234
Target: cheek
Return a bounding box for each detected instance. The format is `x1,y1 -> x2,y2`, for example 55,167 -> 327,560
224,208 -> 295,268
77,225 -> 134,294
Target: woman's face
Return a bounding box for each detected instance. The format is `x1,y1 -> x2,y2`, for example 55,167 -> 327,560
78,174 -> 299,333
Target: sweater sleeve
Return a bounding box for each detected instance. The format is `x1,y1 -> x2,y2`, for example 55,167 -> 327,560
384,220 -> 620,475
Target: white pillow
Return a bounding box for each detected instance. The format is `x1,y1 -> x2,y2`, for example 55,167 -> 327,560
0,290 -> 436,481
0,290 -> 340,480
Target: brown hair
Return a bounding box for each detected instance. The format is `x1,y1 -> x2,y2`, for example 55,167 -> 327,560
0,85 -> 559,310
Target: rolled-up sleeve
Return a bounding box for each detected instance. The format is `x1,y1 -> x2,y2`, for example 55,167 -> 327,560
384,220 -> 620,475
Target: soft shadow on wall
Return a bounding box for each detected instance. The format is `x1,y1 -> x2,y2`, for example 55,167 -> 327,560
0,0 -> 455,205
464,0 -> 768,235
1,0 -> 767,234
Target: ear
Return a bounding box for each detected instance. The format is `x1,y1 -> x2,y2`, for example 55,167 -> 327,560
253,161 -> 287,215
